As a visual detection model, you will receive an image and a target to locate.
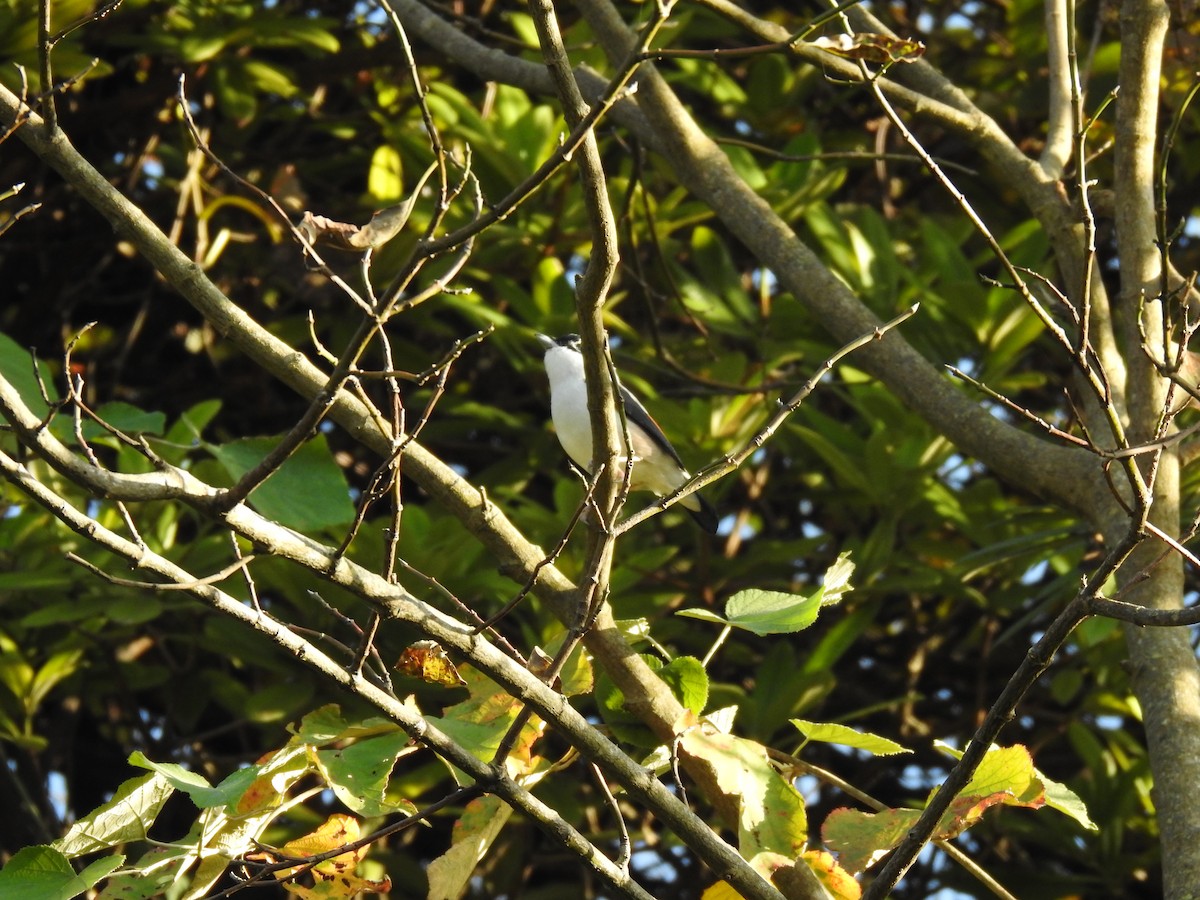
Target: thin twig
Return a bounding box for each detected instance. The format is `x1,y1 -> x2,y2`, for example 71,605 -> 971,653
780,754 -> 1019,900
616,303 -> 920,533
37,0 -> 56,131
593,762 -> 632,872
475,472 -> 595,633
67,552 -> 256,590
176,76 -> 371,311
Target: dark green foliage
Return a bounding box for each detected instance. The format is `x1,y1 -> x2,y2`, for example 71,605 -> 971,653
2,0 -> 1197,897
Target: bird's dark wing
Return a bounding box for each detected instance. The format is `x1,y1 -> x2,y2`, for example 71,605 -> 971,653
618,382 -> 686,468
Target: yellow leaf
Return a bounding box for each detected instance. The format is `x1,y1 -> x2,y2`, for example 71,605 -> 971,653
275,814 -> 364,882
803,849 -> 861,900
701,880 -> 745,900
367,144 -> 403,202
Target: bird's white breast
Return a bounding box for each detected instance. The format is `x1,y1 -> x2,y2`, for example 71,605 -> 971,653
541,339 -> 703,513
545,346 -> 609,468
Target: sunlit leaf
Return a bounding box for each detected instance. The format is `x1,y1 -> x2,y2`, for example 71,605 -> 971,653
84,402 -> 166,439
791,720 -> 910,756
316,731 -> 413,817
678,588 -> 824,636
0,846 -> 122,900
819,552 -> 855,605
367,144 -> 403,203
680,719 -> 807,859
822,806 -> 918,874
53,774 -> 174,857
427,795 -> 512,900
658,655 -> 708,715
810,33 -> 926,64
937,740 -> 1096,830
0,331 -> 57,417
802,849 -> 861,900
128,751 -> 257,810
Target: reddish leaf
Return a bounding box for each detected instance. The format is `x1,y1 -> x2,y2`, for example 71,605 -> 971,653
395,641 -> 467,687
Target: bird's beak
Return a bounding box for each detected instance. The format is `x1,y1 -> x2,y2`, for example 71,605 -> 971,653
535,333 -> 555,350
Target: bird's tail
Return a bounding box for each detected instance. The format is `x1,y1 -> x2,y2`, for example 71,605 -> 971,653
682,492 -> 719,533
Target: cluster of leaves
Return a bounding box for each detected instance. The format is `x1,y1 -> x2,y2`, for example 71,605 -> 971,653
0,518 -> 1093,899
2,0 -> 1195,897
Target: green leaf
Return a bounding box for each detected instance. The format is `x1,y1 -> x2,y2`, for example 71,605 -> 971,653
426,795 -> 512,900
958,744 -> 1041,804
427,717 -> 508,767
595,653 -> 706,748
0,845 -> 120,900
128,752 -> 211,792
0,330 -> 57,417
0,571 -> 72,592
244,680 -> 314,724
658,656 -> 708,716
178,32 -> 230,62
791,720 -> 909,756
208,433 -> 355,531
97,843 -> 191,900
106,595 -> 164,626
21,597 -> 122,627
0,650 -> 34,704
76,857 -> 124,893
679,588 -> 824,636
29,649 -> 84,711
1040,771 -> 1099,832
271,18 -> 340,54
800,601 -> 878,677
292,704 -> 354,744
128,751 -> 257,809
425,668 -> 534,776
722,143 -> 767,191
740,641 -> 832,738
210,60 -> 258,121
53,774 -> 175,857
673,607 -> 729,626
243,59 -> 298,97
790,424 -> 872,494
85,402 -> 166,439
316,731 -> 412,816
169,400 -> 222,443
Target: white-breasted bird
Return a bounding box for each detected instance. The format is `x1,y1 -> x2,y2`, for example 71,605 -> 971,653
537,333 -> 718,532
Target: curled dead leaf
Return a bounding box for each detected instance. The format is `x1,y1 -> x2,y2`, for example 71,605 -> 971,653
810,33 -> 926,64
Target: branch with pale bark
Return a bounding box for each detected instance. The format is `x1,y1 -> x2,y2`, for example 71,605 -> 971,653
5,0 -> 1200,895
340,0 -> 1200,894
0,363 -> 790,900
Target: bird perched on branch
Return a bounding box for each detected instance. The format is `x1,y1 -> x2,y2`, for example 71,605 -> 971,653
536,333 -> 718,533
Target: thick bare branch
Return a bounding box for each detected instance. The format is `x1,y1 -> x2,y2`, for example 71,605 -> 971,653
573,0 -> 1106,523
0,446 -> 659,900
1040,0 -> 1076,176
0,370 -> 786,900
1105,3 -> 1200,897
0,81 -> 657,724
